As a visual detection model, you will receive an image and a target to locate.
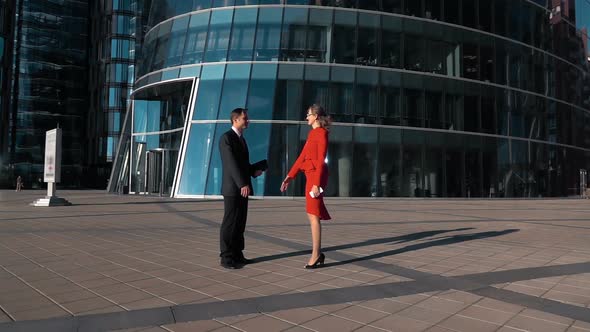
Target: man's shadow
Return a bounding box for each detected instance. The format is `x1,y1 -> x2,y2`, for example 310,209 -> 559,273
253,228 -> 476,264
322,228 -> 519,268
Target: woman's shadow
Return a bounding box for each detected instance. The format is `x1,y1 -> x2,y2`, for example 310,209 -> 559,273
321,228 -> 519,268
253,227 -> 519,265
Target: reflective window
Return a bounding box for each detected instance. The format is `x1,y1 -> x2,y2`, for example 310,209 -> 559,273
332,0 -> 357,8
354,68 -> 379,123
228,8 -> 257,61
478,0 -> 492,32
381,17 -> 401,68
112,15 -> 134,34
111,38 -> 133,59
218,63 -> 251,118
204,9 -> 234,62
382,0 -> 402,14
462,0 -> 477,28
213,0 -> 235,7
352,127 -> 378,196
151,20 -> 173,71
177,123 -> 216,195
326,126 -> 353,196
193,0 -> 213,10
380,70 -> 401,125
255,7 -> 283,61
401,130 -> 424,197
356,13 -> 379,66
166,15 -> 190,67
404,35 -> 424,72
332,10 -> 356,64
329,66 -> 354,122
205,124 -> 229,194
113,0 -> 134,11
424,0 -> 441,20
444,0 -> 460,24
183,12 -> 211,65
424,78 -> 443,129
307,9 -> 331,63
494,0 -> 507,36
462,42 -> 479,80
194,65 -> 226,120
247,64 -> 277,120
280,7 -> 309,61
108,63 -> 130,83
243,123 -> 271,195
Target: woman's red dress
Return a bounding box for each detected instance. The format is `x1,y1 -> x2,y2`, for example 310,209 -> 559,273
287,127 -> 331,220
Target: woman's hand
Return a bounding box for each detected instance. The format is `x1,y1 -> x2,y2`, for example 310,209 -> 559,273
311,185 -> 320,198
280,176 -> 292,192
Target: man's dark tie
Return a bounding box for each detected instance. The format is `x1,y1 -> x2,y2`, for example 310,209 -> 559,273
240,136 -> 246,149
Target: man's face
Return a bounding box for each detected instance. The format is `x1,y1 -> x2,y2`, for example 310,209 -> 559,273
233,112 -> 249,130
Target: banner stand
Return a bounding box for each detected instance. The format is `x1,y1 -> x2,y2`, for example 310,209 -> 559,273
32,128 -> 71,207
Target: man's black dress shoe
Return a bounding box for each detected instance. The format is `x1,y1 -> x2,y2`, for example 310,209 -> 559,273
235,256 -> 254,264
220,259 -> 242,269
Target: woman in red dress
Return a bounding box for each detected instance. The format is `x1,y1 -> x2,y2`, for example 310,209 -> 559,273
280,104 -> 331,269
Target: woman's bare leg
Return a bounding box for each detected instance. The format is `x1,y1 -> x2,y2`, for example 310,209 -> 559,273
307,213 -> 322,264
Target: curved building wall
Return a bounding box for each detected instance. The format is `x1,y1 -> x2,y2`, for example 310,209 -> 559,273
115,1 -> 590,198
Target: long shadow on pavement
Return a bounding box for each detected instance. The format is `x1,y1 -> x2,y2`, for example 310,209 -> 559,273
322,228 -> 519,268
252,228 -> 474,263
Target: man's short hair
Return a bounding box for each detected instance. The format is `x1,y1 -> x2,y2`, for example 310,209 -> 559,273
230,108 -> 247,124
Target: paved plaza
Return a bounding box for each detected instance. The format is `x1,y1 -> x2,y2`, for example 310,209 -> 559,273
1,191 -> 590,331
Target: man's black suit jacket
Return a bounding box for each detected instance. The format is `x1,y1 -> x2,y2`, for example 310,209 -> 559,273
219,129 -> 256,196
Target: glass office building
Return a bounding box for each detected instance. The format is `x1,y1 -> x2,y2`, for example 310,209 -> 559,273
0,0 -> 14,185
0,0 -> 89,188
109,0 -> 590,198
87,0 -> 143,188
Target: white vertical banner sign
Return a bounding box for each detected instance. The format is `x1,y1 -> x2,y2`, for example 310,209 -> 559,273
44,128 -> 62,183
32,128 -> 70,206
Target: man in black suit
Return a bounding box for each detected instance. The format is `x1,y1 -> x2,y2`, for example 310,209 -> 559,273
219,108 -> 264,269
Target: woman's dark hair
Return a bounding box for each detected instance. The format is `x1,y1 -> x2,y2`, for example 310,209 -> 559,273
308,104 -> 331,129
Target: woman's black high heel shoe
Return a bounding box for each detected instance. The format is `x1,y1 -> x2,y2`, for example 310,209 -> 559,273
305,253 -> 325,269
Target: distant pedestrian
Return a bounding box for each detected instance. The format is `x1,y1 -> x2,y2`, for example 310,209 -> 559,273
15,176 -> 23,192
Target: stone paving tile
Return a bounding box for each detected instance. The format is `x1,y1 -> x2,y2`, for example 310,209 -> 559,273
332,304 -> 390,324
266,307 -> 325,325
437,315 -> 500,332
369,314 -> 433,332
231,314 -> 295,331
302,314 -> 364,332
10,304 -> 70,321
164,319 -> 225,332
395,306 -> 452,325
504,313 -> 570,332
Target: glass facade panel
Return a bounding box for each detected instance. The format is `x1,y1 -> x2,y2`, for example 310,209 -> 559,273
332,10 -> 356,64
204,9 -> 234,62
194,65 -> 226,120
255,7 -> 283,61
177,123 -> 216,195
228,8 -> 258,61
218,63 -> 251,117
183,12 -> 211,65
247,64 -> 278,120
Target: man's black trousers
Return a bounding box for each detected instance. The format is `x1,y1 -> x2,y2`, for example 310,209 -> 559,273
220,195 -> 248,260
